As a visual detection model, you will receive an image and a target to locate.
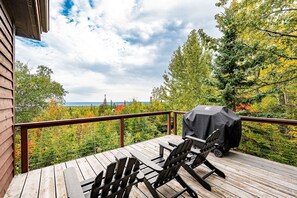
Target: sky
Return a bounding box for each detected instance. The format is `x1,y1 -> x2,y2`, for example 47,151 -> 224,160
16,0 -> 223,102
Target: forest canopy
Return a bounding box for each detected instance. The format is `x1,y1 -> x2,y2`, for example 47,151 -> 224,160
15,61 -> 68,123
153,0 -> 297,119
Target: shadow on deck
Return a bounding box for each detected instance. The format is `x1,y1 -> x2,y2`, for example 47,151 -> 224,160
5,135 -> 297,198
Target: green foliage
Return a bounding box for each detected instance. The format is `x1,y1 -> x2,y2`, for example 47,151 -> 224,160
15,101 -> 169,172
16,61 -> 68,123
153,29 -> 216,111
212,6 -> 271,111
216,0 -> 297,114
213,0 -> 297,166
239,123 -> 297,166
150,1 -> 297,167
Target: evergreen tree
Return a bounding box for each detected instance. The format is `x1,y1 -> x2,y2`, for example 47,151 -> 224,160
223,0 -> 297,117
212,6 -> 268,111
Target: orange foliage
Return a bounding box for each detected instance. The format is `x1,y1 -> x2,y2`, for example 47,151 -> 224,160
116,104 -> 124,114
236,103 -> 252,112
28,139 -> 34,155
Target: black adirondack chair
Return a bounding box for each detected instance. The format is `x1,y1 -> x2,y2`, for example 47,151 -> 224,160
130,139 -> 198,198
63,153 -> 144,198
169,129 -> 225,191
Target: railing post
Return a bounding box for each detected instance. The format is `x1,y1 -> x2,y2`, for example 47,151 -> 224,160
120,118 -> 124,147
21,127 -> 29,173
167,112 -> 171,135
173,112 -> 177,135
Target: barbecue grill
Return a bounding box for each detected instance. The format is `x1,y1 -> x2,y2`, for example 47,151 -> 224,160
182,105 -> 242,157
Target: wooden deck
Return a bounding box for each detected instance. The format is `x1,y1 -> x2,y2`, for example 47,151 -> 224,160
5,135 -> 297,198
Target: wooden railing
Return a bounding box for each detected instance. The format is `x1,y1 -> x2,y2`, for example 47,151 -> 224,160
15,110 -> 297,173
15,111 -> 172,173
172,111 -> 297,134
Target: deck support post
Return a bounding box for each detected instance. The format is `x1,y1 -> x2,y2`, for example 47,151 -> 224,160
21,127 -> 29,173
120,118 -> 124,147
167,113 -> 171,135
173,112 -> 177,135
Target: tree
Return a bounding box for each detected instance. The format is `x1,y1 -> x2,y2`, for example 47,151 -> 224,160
153,30 -> 214,111
215,0 -> 297,117
212,3 -> 270,111
16,61 -> 68,122
235,0 -> 297,117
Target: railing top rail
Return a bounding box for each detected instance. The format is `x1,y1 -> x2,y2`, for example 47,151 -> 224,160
240,116 -> 297,126
15,110 -> 297,129
15,111 -> 172,129
171,111 -> 297,126
172,111 -> 187,114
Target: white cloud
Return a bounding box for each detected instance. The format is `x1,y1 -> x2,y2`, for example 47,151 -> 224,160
15,0 -> 223,102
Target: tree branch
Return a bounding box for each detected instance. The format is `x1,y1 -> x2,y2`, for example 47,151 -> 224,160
240,74 -> 297,95
258,75 -> 297,87
263,8 -> 297,17
256,27 -> 297,38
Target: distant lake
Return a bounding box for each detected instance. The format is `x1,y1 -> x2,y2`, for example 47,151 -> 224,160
64,101 -> 150,106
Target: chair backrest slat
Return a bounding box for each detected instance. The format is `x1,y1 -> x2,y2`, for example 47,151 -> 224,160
101,162 -> 117,196
90,156 -> 141,198
154,139 -> 192,187
118,158 -> 133,189
192,129 -> 220,167
90,171 -> 103,198
124,157 -> 135,175
115,157 -> 127,178
123,186 -> 133,198
111,157 -> 127,193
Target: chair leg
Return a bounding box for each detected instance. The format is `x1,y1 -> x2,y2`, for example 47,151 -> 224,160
182,164 -> 211,191
144,178 -> 160,198
204,160 -> 226,178
175,174 -> 198,198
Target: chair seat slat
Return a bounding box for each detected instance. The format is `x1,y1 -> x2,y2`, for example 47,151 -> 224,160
144,171 -> 158,180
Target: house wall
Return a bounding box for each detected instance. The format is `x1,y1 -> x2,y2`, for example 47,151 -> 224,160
0,0 -> 14,196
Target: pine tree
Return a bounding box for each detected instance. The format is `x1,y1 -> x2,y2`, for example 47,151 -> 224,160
212,7 -> 268,111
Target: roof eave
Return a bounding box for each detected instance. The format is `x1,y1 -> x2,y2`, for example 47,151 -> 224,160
3,0 -> 49,40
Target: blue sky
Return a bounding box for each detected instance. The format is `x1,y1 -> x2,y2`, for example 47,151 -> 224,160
16,0 -> 222,102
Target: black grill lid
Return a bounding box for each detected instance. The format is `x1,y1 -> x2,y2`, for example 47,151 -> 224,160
183,105 -> 241,149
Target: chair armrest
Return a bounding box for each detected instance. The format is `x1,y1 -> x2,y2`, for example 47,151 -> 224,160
191,148 -> 201,155
136,170 -> 145,181
64,167 -> 85,198
185,135 -> 206,144
130,150 -> 163,172
159,142 -> 174,156
168,139 -> 183,147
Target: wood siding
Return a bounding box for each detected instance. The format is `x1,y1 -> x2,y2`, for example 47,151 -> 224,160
0,0 -> 14,197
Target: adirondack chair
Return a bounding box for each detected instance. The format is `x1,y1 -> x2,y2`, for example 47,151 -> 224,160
169,129 -> 226,191
130,139 -> 198,198
63,153 -> 144,198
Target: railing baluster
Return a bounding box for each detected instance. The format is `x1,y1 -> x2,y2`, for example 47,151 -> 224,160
167,113 -> 171,135
120,118 -> 124,147
21,127 -> 29,173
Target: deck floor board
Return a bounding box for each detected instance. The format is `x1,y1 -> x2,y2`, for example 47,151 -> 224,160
5,135 -> 297,198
